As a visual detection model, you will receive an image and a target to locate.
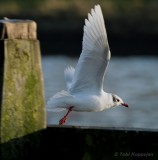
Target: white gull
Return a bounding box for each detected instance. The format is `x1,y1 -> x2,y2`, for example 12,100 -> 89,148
46,4 -> 128,125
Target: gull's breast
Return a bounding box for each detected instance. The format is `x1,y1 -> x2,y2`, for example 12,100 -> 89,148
71,94 -> 105,112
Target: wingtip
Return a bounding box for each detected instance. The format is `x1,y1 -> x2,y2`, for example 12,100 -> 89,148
95,4 -> 103,15
94,4 -> 101,10
91,4 -> 103,16
95,4 -> 100,8
64,66 -> 75,73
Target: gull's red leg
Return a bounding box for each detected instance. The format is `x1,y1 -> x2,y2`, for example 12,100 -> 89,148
59,107 -> 73,125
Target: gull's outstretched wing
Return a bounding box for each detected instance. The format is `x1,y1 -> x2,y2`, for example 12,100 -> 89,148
69,4 -> 111,94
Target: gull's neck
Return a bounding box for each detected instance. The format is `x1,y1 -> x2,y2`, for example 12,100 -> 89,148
102,91 -> 114,109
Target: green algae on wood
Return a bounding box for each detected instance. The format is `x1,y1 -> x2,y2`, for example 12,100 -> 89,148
1,39 -> 46,143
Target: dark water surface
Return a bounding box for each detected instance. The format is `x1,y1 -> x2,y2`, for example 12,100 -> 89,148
42,55 -> 158,129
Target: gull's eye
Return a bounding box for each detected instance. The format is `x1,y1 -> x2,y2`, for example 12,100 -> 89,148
116,99 -> 120,102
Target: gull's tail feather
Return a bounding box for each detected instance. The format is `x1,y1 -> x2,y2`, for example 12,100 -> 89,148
46,90 -> 73,112
64,66 -> 75,90
47,108 -> 65,112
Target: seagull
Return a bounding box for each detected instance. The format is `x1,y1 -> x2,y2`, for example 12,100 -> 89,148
46,4 -> 128,125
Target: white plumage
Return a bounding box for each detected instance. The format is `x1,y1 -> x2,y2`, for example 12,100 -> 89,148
46,4 -> 128,125
64,66 -> 75,90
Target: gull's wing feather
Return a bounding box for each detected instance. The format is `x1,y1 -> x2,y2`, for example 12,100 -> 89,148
69,5 -> 111,94
64,66 -> 75,90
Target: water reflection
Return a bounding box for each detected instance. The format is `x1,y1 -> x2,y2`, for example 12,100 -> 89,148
42,56 -> 158,129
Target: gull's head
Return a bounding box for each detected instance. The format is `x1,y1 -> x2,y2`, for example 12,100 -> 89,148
111,94 -> 128,108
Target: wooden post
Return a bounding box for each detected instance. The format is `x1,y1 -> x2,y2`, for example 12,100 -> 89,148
0,19 -> 46,159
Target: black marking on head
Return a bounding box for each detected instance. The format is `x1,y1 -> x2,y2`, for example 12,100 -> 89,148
112,95 -> 120,103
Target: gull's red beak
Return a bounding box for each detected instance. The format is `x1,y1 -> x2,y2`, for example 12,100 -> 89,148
121,103 -> 129,108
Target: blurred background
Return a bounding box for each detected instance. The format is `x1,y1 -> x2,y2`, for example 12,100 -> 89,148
0,0 -> 158,56
1,0 -> 158,129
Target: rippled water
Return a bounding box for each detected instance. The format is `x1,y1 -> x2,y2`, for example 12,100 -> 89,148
42,55 -> 158,129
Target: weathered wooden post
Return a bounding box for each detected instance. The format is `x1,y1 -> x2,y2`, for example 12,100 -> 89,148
0,19 -> 46,160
